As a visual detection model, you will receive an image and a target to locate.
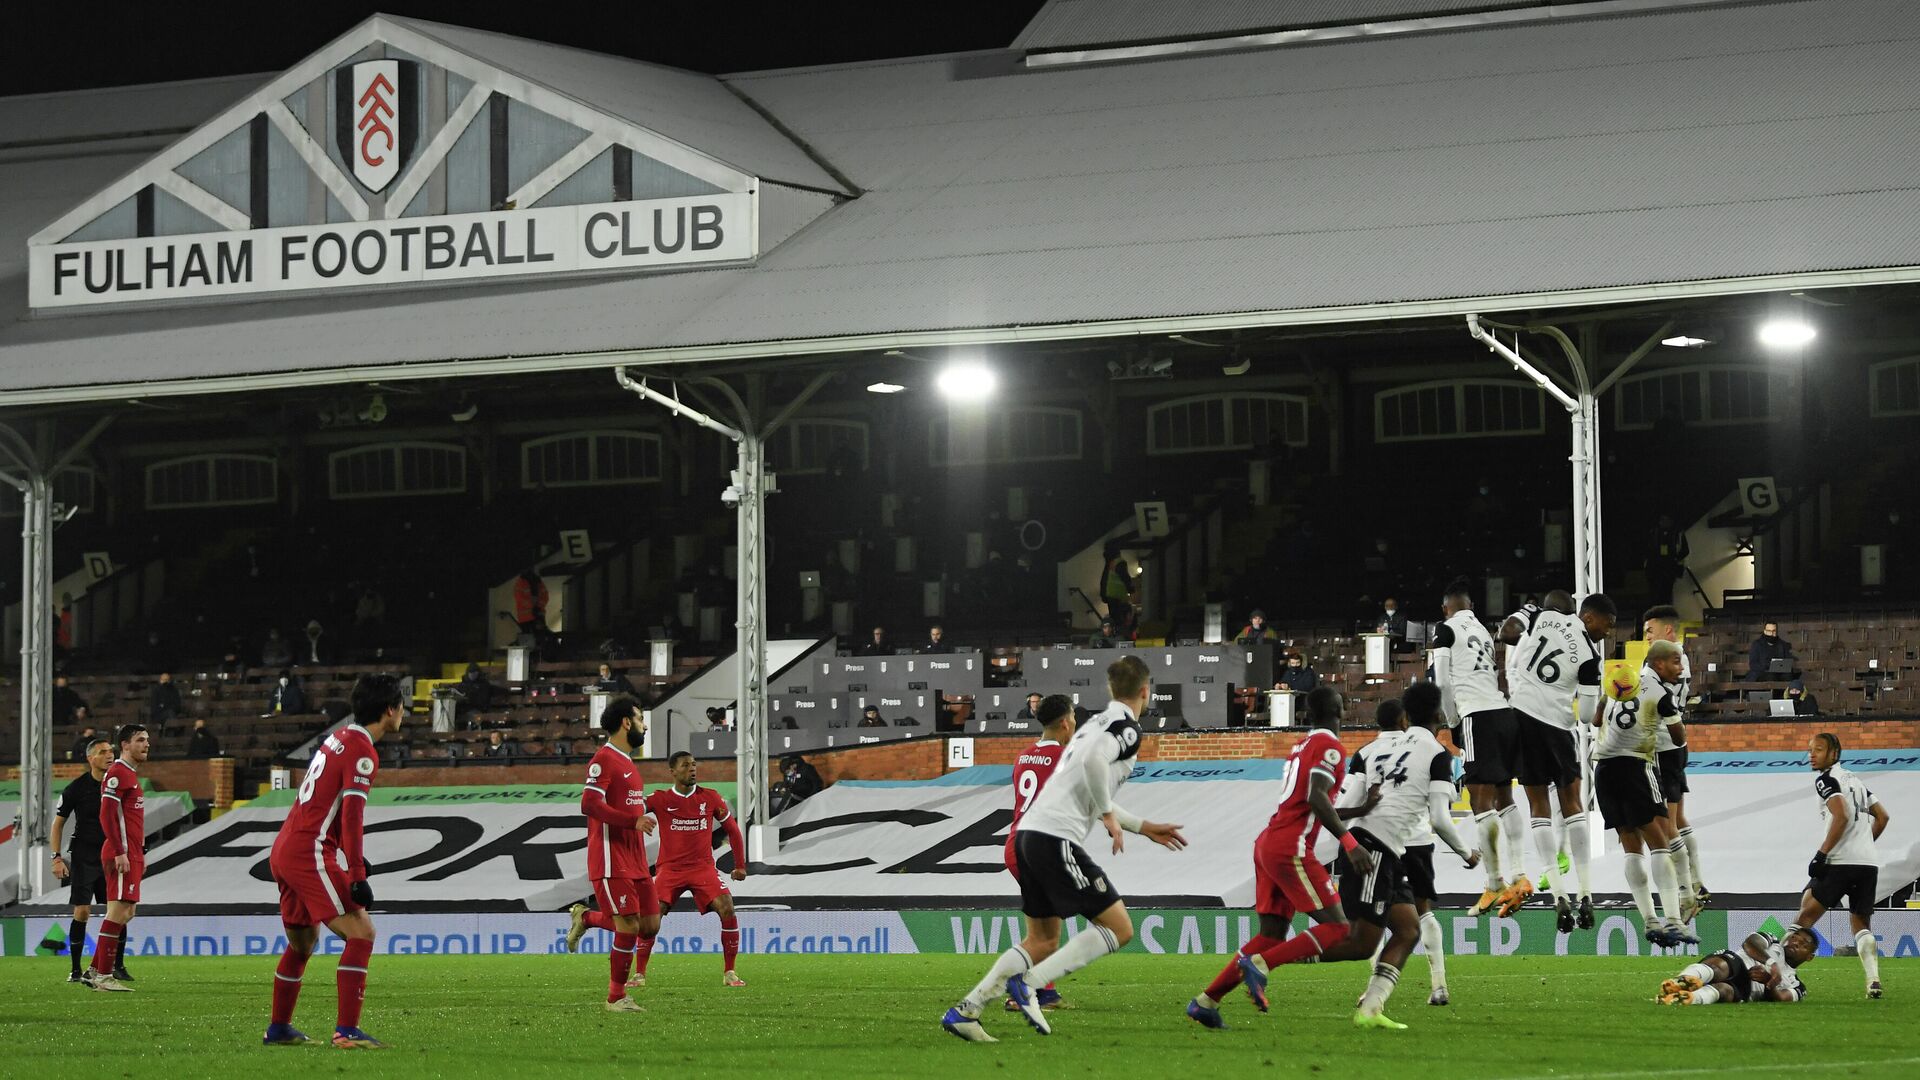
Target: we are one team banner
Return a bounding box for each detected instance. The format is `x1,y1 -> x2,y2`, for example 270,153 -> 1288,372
7,908 -> 1919,960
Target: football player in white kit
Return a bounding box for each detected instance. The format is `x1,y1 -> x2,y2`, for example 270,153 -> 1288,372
942,655 -> 1187,1041
1431,579 -> 1525,916
1504,592 -> 1612,932
1642,605 -> 1706,906
1659,928 -> 1816,1005
1791,732 -> 1892,999
1590,640 -> 1693,947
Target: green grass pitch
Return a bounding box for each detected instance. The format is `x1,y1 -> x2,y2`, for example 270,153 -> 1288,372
2,953 -> 1910,1078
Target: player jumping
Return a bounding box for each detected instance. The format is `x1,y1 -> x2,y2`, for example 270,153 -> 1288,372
613,750 -> 748,987
943,655 -> 1186,1042
1659,928 -> 1814,1004
1001,694 -> 1074,1013
1591,640 -> 1693,947
263,675 -> 406,1048
1791,732 -> 1891,999
1432,580 -> 1528,916
567,697 -> 658,1012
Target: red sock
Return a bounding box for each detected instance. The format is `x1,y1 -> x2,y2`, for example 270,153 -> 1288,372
1259,922 -> 1349,968
90,920 -> 123,976
271,948 -> 310,1025
635,934 -> 657,976
584,909 -> 613,932
610,933 -> 637,1000
719,916 -> 740,972
336,938 -> 373,1030
1204,934 -> 1285,1000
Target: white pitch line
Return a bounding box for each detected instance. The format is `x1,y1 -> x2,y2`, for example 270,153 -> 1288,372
1501,1056 -> 1920,1080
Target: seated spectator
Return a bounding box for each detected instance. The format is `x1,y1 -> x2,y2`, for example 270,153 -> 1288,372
187,718 -> 222,758
1015,692 -> 1043,721
1377,597 -> 1408,642
857,626 -> 892,656
777,715 -> 799,730
1235,609 -> 1278,648
1276,652 -> 1318,693
147,672 -> 182,735
1089,619 -> 1119,648
218,638 -> 248,679
484,731 -> 515,758
921,624 -> 954,654
456,663 -> 495,711
69,725 -> 98,762
858,705 -> 888,728
52,675 -> 88,727
893,712 -> 920,726
593,662 -> 637,695
775,753 -> 824,812
706,706 -> 731,731
260,627 -> 293,669
1746,622 -> 1797,685
266,670 -> 310,715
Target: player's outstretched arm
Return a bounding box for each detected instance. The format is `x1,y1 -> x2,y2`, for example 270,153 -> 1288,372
720,812 -> 748,879
1140,820 -> 1187,850
582,784 -> 643,829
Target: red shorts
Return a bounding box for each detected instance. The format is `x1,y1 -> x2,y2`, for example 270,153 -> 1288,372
1252,829 -> 1338,917
655,869 -> 728,913
272,855 -> 358,927
103,857 -> 143,904
593,877 -> 658,917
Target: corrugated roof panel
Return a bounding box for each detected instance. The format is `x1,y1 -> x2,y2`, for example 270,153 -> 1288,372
1014,0 -> 1501,50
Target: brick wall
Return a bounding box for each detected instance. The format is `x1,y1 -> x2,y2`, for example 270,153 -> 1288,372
7,757 -> 233,803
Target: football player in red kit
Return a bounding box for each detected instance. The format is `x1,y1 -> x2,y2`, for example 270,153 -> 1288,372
87,724 -> 150,993
263,675 -> 406,1048
565,698 -> 658,1011
1004,694 -> 1075,1012
621,751 -> 750,986
1189,687 -> 1375,1027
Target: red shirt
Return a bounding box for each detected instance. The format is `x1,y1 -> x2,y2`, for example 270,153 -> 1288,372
272,724 -> 379,876
645,785 -> 735,877
582,744 -> 648,880
99,759 -> 145,862
1011,739 -> 1064,828
1264,728 -> 1347,855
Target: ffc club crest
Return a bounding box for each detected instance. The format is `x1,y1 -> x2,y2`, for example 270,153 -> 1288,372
334,59 -> 418,194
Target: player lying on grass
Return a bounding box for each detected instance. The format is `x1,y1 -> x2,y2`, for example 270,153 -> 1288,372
1659,928 -> 1814,1005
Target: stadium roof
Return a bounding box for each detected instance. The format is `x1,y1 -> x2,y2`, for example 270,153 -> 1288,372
3,0 -> 1920,403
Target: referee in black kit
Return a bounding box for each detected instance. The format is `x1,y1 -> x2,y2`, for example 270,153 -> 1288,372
49,737 -> 123,984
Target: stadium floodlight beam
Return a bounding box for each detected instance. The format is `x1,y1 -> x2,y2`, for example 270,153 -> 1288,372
935,360 -> 996,402
1661,335 -> 1708,348
1757,318 -> 1816,348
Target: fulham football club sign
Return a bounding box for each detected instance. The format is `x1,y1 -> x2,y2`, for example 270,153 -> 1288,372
335,59 -> 417,194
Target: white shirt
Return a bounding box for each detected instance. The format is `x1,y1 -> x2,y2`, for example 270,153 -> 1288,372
1346,727 -> 1457,856
1431,609 -> 1506,724
1655,652 -> 1693,752
1015,699 -> 1142,843
1502,603 -> 1542,693
1815,764 -> 1880,868
1745,932 -> 1805,1001
1593,668 -> 1680,762
1508,609 -> 1601,731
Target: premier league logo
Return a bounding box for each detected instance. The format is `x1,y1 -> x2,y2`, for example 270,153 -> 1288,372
334,59 -> 418,194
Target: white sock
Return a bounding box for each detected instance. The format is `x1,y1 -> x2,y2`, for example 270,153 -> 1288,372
1369,928 -> 1386,965
960,945 -> 1031,1015
1681,962 -> 1714,983
1689,984 -> 1721,1005
1565,813 -> 1593,897
1530,818 -> 1559,895
1857,929 -> 1881,985
1476,812 -> 1502,889
1650,847 -> 1680,922
1356,961 -> 1401,1016
1498,804 -> 1527,884
1027,925 -> 1121,987
1624,851 -> 1655,924
1667,842 -> 1695,901
1420,911 -> 1447,991
1679,826 -> 1701,884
